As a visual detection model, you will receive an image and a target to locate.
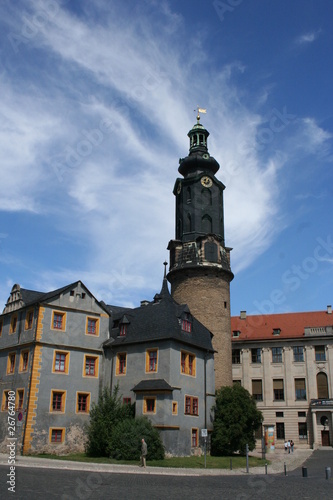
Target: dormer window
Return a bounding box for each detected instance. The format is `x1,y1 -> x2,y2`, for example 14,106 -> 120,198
181,313 -> 192,333
232,330 -> 241,338
119,324 -> 127,336
273,328 -> 281,336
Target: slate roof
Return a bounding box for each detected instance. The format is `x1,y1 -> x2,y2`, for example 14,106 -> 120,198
104,278 -> 214,352
231,310 -> 333,341
132,379 -> 175,392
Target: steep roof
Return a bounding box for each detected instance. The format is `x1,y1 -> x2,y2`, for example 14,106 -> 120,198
231,309 -> 333,341
104,278 -> 214,352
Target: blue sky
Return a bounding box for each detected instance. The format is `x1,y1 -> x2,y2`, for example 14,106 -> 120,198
0,0 -> 332,316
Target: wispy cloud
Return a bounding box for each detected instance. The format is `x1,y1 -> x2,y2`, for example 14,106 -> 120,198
295,30 -> 321,45
0,1 -> 332,308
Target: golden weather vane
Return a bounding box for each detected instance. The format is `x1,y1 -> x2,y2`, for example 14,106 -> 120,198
194,105 -> 207,123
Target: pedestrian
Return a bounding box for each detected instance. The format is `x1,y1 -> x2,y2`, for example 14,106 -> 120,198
287,440 -> 291,453
284,440 -> 288,453
140,438 -> 147,468
290,440 -> 294,453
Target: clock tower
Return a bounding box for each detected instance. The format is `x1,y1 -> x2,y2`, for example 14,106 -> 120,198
167,115 -> 234,388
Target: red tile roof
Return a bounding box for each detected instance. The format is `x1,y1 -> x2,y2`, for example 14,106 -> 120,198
231,310 -> 333,341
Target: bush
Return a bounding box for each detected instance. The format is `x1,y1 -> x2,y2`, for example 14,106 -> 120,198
211,384 -> 263,456
85,386 -> 132,456
108,416 -> 165,461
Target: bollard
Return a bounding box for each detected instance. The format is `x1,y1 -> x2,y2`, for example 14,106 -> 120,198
265,463 -> 268,475
284,462 -> 287,476
230,458 -> 232,470
302,466 -> 308,478
325,467 -> 331,480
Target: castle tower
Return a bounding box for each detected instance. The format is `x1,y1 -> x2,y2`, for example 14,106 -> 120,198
167,114 -> 234,388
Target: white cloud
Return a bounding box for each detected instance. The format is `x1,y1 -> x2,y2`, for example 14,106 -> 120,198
0,1 -> 332,306
295,30 -> 321,45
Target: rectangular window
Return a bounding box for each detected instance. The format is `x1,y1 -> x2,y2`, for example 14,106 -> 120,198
181,314 -> 192,332
53,351 -> 70,374
276,412 -> 284,418
298,411 -> 306,418
273,379 -> 284,400
25,310 -> 34,330
172,401 -> 178,415
7,353 -> 16,374
50,428 -> 65,443
293,346 -> 304,362
77,393 -> 90,413
252,379 -> 263,401
272,347 -> 282,363
19,350 -> 29,372
55,353 -> 66,372
299,422 -> 307,440
10,315 -> 18,334
185,396 -> 199,416
232,349 -> 241,364
16,389 -> 24,410
116,353 -> 127,375
2,391 -> 9,411
191,428 -> 198,447
52,311 -> 66,331
315,345 -> 326,361
86,317 -> 99,336
84,356 -> 98,377
180,351 -> 196,376
143,397 -> 156,414
276,422 -> 285,440
251,348 -> 261,363
119,324 -> 127,336
123,397 -> 131,405
51,391 -> 66,412
146,349 -> 158,373
295,378 -> 306,400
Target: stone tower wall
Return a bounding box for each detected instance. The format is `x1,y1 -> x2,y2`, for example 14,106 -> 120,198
170,269 -> 232,389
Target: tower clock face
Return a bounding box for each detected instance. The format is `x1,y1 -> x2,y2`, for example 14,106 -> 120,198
201,176 -> 213,188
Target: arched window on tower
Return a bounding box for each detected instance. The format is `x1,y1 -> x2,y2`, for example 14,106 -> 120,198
202,214 -> 212,233
201,188 -> 212,206
317,372 -> 329,399
185,213 -> 192,233
186,187 -> 191,203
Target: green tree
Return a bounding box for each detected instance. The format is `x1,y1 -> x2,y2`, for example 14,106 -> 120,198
211,384 -> 263,456
85,385 -> 133,456
108,416 -> 165,460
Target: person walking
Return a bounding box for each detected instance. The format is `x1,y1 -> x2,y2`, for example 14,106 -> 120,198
290,440 -> 294,453
284,440 -> 288,453
140,438 -> 147,468
287,440 -> 291,453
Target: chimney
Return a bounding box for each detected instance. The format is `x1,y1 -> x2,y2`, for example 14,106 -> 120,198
240,310 -> 246,320
327,305 -> 332,314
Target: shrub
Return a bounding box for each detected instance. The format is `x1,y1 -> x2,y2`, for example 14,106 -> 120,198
108,416 -> 165,461
85,385 -> 132,456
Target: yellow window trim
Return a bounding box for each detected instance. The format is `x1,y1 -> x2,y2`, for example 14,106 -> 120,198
82,354 -> 99,378
25,309 -> 34,331
85,316 -> 100,336
19,349 -> 29,372
143,396 -> 157,414
52,350 -> 70,375
145,348 -> 158,373
16,388 -> 25,410
51,310 -> 67,332
9,314 -> 18,334
7,352 -> 16,375
172,401 -> 178,415
49,389 -> 67,413
76,391 -> 91,414
180,350 -> 196,377
49,427 -> 66,444
115,352 -> 127,376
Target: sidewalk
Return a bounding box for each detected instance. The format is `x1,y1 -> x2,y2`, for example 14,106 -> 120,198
0,448 -> 314,476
